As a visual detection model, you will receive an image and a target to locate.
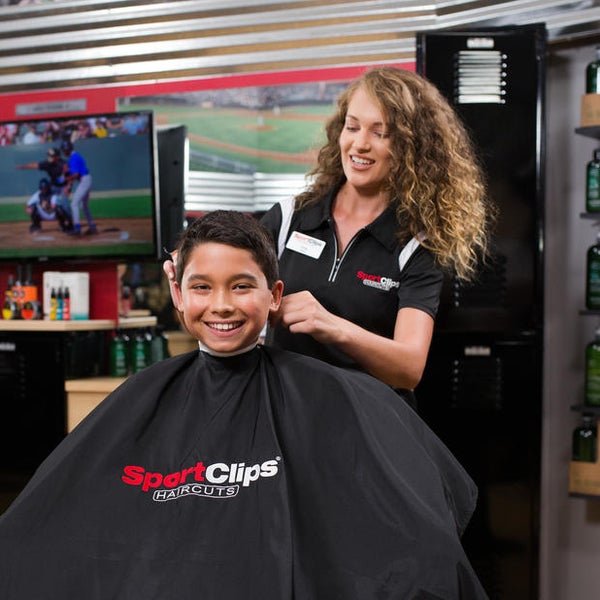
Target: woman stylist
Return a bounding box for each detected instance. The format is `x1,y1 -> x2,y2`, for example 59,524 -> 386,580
164,66 -> 492,401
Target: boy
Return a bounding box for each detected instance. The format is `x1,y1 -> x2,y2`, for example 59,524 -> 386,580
0,211 -> 487,599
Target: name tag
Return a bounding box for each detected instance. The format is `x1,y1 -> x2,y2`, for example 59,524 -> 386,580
285,230 -> 326,259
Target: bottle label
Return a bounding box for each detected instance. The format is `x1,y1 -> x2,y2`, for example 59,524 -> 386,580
587,62 -> 600,94
586,344 -> 600,405
573,426 -> 597,461
132,341 -> 147,372
588,167 -> 600,210
110,339 -> 129,377
586,373 -> 600,405
588,259 -> 600,308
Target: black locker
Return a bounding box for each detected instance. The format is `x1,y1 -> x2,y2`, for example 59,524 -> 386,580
416,24 -> 546,599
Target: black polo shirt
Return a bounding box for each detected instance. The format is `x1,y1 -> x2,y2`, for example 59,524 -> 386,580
260,190 -> 443,371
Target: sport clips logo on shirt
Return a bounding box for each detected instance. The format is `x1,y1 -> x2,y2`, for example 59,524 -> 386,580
356,270 -> 399,291
121,457 -> 281,502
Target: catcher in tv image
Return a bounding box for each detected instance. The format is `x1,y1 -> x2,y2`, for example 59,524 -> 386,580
25,177 -> 73,234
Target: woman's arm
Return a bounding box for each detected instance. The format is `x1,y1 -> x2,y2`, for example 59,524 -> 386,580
274,291 -> 433,390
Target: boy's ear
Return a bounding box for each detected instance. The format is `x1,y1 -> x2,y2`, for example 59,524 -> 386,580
270,280 -> 284,311
171,280 -> 185,313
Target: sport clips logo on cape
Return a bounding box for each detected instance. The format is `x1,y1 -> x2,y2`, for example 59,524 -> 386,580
121,457 -> 281,502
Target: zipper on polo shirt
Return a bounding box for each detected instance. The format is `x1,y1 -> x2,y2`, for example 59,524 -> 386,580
328,226 -> 362,282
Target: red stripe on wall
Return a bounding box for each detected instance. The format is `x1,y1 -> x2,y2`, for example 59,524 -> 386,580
0,63 -> 414,120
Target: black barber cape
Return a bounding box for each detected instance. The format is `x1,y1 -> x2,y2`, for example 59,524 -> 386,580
0,346 -> 487,599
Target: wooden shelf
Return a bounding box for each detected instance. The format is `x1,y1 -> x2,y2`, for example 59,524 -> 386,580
576,125 -> 600,139
571,404 -> 600,415
0,315 -> 156,332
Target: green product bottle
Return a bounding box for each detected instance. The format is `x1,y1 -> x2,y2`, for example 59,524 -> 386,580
585,327 -> 600,406
572,414 -> 597,462
109,329 -> 129,377
131,329 -> 150,373
152,326 -> 172,363
586,232 -> 600,310
587,46 -> 600,94
587,150 -> 600,212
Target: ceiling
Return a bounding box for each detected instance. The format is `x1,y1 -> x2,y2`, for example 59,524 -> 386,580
0,0 -> 599,93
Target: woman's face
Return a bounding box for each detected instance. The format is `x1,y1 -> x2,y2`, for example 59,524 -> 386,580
338,86 -> 392,196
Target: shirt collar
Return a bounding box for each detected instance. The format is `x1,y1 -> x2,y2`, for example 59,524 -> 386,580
300,188 -> 400,252
198,341 -> 258,357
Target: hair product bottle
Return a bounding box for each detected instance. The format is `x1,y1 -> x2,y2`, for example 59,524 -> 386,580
2,274 -> 15,320
55,287 -> 63,321
62,287 -> 70,321
49,287 -> 57,320
586,231 -> 600,310
131,329 -> 150,373
587,149 -> 600,212
572,414 -> 597,462
587,46 -> 600,94
585,327 -> 600,406
150,326 -> 170,363
109,329 -> 129,377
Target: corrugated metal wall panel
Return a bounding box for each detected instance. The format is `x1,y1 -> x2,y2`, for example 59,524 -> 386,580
0,1 -> 434,92
185,171 -> 309,214
1,1 -> 599,94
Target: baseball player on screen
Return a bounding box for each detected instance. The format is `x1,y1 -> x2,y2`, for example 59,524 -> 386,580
26,178 -> 73,234
61,139 -> 97,236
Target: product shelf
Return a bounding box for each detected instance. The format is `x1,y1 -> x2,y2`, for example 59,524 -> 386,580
571,404 -> 600,415
581,212 -> 600,220
576,125 -> 600,139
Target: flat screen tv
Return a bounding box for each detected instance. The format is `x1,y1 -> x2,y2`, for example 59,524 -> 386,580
0,110 -> 160,262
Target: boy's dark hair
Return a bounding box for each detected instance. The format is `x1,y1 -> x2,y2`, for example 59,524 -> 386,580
175,210 -> 279,287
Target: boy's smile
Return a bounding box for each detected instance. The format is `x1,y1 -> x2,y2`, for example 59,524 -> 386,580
174,242 -> 282,354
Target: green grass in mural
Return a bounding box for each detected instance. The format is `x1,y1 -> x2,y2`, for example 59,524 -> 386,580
125,102 -> 331,173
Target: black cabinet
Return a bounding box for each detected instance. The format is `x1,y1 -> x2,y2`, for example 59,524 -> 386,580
0,329 -> 105,470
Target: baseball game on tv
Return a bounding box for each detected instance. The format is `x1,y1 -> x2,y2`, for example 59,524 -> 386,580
0,110 -> 159,262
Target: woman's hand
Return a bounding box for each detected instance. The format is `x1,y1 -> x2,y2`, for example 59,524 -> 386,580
275,291 -> 343,345
274,291 -> 434,390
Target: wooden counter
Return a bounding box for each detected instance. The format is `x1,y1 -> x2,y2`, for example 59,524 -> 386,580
65,376 -> 126,432
165,330 -> 197,355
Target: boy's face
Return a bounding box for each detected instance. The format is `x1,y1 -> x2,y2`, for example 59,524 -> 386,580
173,242 -> 283,354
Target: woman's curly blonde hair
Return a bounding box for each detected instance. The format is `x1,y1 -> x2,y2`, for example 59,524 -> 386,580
295,66 -> 495,281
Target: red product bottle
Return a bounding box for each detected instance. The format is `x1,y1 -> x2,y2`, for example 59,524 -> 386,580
63,287 -> 71,320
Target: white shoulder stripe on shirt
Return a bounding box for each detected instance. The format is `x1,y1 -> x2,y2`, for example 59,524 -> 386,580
399,233 -> 426,272
277,196 -> 296,258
